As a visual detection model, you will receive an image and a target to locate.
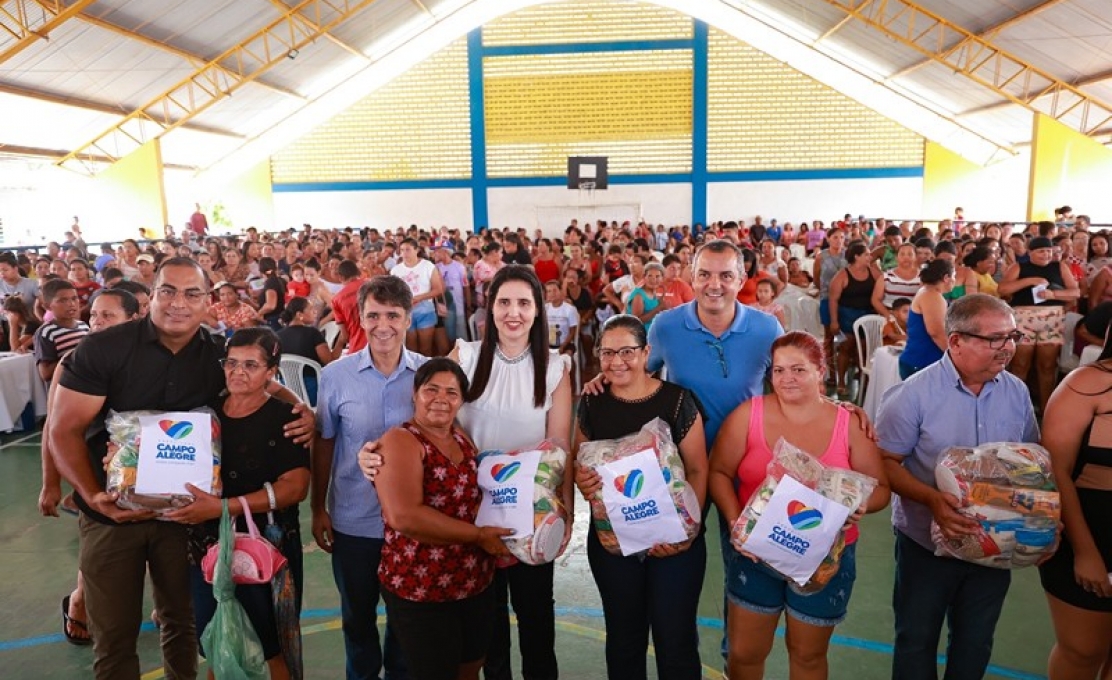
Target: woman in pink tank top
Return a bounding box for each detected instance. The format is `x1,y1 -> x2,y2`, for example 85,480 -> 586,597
709,331 -> 889,680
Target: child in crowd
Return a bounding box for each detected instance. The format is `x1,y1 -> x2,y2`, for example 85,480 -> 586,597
883,297 -> 910,345
286,263 -> 310,301
748,278 -> 786,327
544,280 -> 579,357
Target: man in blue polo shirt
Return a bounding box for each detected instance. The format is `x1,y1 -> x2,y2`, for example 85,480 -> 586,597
313,275 -> 420,680
646,239 -> 783,667
877,294 -> 1038,680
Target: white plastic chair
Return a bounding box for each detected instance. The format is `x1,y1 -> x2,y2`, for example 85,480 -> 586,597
795,295 -> 823,340
319,321 -> 341,350
278,354 -> 322,408
852,314 -> 888,406
1059,312 -> 1083,374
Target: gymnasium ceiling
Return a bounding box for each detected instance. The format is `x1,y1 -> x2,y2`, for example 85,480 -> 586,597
1,0 -> 1110,176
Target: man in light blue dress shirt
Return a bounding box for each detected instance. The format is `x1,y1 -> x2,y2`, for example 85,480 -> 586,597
877,295 -> 1039,680
312,275 -> 428,680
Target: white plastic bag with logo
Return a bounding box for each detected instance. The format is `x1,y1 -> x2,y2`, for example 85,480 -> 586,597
475,440 -> 568,565
595,449 -> 688,556
740,476 -> 851,586
731,439 -> 876,590
105,408 -> 223,514
576,418 -> 702,557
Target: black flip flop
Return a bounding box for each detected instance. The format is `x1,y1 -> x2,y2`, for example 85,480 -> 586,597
61,595 -> 93,646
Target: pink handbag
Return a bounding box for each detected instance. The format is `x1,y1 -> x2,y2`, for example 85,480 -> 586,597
202,496 -> 288,585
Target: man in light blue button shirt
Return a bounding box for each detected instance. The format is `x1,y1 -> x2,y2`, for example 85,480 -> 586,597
877,294 -> 1039,680
312,275 -> 427,680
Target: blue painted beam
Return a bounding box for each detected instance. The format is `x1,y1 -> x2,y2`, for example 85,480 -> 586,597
692,20 -> 708,228
468,28 -> 489,232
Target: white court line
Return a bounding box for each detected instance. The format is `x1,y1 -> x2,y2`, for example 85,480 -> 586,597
0,430 -> 42,450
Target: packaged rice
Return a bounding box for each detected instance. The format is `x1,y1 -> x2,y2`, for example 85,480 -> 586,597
106,408 -> 222,514
476,440 -> 569,565
931,442 -> 1060,569
731,439 -> 877,591
576,418 -> 701,557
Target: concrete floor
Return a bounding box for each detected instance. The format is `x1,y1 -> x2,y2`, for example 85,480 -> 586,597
0,427 -> 1054,679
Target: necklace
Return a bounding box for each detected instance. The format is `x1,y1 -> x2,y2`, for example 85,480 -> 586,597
611,381 -> 663,404
496,345 -> 530,364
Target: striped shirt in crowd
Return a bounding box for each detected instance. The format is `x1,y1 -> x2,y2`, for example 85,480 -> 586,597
33,321 -> 90,370
881,270 -> 921,308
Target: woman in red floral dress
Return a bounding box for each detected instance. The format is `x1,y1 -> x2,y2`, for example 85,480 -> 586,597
376,358 -> 513,680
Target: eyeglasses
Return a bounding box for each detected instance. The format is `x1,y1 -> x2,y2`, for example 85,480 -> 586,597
155,286 -> 208,303
219,358 -> 268,373
596,346 -> 644,362
957,330 -> 1023,349
706,340 -> 729,378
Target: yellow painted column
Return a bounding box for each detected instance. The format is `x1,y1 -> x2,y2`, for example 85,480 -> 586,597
94,139 -> 168,238
219,160 -> 275,231
922,141 -> 982,220
1027,114 -> 1112,222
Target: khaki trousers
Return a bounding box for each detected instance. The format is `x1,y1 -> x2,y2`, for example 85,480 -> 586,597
79,514 -> 197,680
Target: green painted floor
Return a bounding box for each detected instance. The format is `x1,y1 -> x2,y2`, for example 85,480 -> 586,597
0,427 -> 1053,679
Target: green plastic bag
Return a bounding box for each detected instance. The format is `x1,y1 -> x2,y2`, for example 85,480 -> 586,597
201,500 -> 269,680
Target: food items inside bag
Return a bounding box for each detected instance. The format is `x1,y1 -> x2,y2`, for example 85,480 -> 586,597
576,418 -> 701,557
931,442 -> 1059,569
476,440 -> 569,565
106,409 -> 222,513
731,438 -> 876,591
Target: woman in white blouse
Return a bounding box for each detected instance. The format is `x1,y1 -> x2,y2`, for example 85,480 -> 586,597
449,265 -> 573,680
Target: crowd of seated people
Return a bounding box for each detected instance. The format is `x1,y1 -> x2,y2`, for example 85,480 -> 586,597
3,206 -> 1111,680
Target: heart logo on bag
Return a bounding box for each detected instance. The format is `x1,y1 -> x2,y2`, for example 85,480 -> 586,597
787,500 -> 823,530
491,461 -> 521,483
614,469 -> 645,499
158,420 -> 194,440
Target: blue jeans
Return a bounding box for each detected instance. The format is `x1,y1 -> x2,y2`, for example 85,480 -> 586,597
587,527 -> 705,680
483,562 -> 557,680
892,531 -> 1011,680
331,531 -> 408,680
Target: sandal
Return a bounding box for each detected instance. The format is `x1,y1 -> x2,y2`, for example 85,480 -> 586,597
60,493 -> 79,517
61,595 -> 92,646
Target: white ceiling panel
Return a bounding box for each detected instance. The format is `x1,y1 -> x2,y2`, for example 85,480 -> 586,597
2,0 -> 1111,173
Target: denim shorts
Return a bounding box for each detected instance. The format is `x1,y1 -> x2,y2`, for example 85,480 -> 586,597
410,302 -> 437,330
819,298 -> 831,326
725,542 -> 857,627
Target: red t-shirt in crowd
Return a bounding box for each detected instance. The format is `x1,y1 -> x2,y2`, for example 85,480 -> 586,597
331,278 -> 366,354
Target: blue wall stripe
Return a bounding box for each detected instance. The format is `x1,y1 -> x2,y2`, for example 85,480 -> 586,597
480,38 -> 694,57
468,28 -> 489,231
487,173 -> 694,187
273,179 -> 472,192
691,20 -> 709,228
272,168 -> 922,193
709,167 -> 924,181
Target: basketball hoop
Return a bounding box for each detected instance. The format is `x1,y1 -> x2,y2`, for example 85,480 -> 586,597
578,181 -> 596,199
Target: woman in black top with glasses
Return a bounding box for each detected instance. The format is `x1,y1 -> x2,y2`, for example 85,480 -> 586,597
573,314 -> 708,680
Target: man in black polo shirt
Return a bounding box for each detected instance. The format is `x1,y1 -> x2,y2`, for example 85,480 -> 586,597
48,257 -> 314,680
